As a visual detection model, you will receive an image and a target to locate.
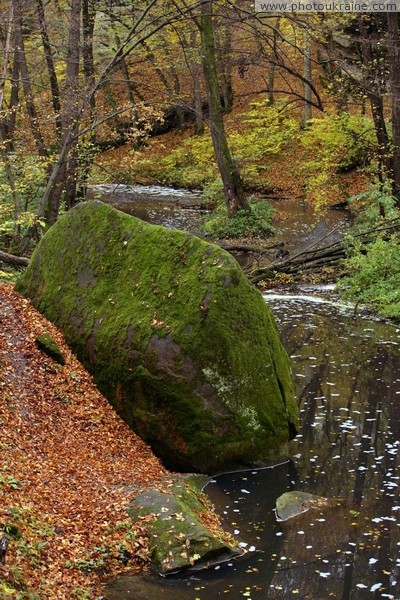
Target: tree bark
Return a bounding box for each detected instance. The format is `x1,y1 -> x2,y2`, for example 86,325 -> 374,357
217,18 -> 233,113
1,48 -> 20,149
303,18 -> 312,126
267,18 -> 280,104
190,31 -> 204,134
358,16 -> 393,198
14,0 -> 47,157
200,0 -> 250,217
0,0 -> 21,241
82,0 -> 96,129
50,0 -> 82,220
387,13 -> 400,205
36,0 -> 62,137
0,250 -> 29,267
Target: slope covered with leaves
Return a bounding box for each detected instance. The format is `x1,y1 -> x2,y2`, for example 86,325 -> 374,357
0,283 -> 167,598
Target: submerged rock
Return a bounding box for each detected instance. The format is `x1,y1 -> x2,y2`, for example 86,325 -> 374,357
16,201 -> 297,472
275,491 -> 335,522
127,475 -> 241,574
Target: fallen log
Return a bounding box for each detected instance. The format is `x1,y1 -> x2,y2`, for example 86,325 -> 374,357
250,217 -> 400,284
219,241 -> 285,254
0,250 -> 29,267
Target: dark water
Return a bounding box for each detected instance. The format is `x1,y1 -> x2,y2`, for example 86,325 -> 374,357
106,293 -> 400,600
88,184 -> 207,237
88,184 -> 347,255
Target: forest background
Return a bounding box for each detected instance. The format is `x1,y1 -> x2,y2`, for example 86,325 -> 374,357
1,4 -> 400,317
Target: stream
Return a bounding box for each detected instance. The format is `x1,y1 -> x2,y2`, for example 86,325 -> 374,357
101,186 -> 400,599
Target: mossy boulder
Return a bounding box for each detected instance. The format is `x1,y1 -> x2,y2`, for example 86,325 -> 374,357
127,475 -> 241,574
16,201 -> 297,472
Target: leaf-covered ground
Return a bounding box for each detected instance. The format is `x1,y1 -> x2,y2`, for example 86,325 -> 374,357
0,282 -> 168,598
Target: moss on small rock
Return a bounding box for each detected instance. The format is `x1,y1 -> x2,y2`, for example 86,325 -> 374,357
16,201 -> 298,473
127,475 -> 241,574
35,333 -> 65,365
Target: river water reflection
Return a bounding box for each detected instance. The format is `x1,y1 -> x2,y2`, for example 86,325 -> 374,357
106,293 -> 400,600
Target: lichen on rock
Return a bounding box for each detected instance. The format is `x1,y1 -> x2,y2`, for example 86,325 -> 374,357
16,201 -> 298,473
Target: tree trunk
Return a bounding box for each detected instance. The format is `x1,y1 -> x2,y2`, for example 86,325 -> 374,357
358,16 -> 393,198
217,19 -> 233,113
303,19 -> 312,126
200,0 -> 250,217
0,0 -> 21,241
82,0 -> 96,129
1,49 -> 20,150
387,13 -> 400,205
190,31 -> 204,134
36,0 -> 62,138
56,0 -> 82,219
14,0 -> 47,157
267,18 -> 281,104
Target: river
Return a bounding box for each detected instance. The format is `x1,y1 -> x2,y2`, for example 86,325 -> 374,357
101,186 -> 400,600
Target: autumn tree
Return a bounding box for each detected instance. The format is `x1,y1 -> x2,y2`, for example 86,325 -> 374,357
199,0 -> 250,216
313,14 -> 400,206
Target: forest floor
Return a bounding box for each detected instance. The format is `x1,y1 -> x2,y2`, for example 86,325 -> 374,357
0,282 -> 168,599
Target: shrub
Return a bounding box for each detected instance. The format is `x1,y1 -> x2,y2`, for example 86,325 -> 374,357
339,234 -> 400,319
229,99 -> 299,162
159,133 -> 217,188
347,186 -> 399,230
301,112 -> 375,209
204,200 -> 274,238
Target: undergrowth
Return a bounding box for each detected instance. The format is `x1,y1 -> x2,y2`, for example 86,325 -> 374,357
339,188 -> 400,319
340,235 -> 400,319
204,200 -> 274,238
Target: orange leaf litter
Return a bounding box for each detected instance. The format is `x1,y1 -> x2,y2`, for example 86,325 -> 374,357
0,282 -> 168,598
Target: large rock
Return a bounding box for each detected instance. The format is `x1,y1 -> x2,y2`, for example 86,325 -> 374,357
16,201 -> 297,472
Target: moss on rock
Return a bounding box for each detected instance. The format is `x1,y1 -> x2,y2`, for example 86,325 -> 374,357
127,475 -> 241,574
16,201 -> 298,472
35,333 -> 65,365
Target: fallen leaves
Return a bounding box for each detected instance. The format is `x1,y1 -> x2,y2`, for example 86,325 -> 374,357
0,282 -> 168,597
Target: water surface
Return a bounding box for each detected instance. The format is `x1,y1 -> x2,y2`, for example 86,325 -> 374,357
106,293 -> 400,599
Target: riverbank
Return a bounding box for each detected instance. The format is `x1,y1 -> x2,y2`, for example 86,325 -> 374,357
0,282 -> 168,598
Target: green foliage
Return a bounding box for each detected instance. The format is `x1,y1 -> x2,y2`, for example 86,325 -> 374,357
229,99 -> 299,164
0,153 -> 50,210
159,132 -> 217,188
0,267 -> 19,283
71,588 -> 95,600
301,112 -> 375,208
202,179 -> 225,208
0,505 -> 54,598
339,185 -> 400,318
0,467 -> 19,490
204,201 -> 274,238
66,545 -> 110,572
347,186 -> 399,231
0,152 -> 49,248
340,235 -> 400,319
130,99 -> 297,192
